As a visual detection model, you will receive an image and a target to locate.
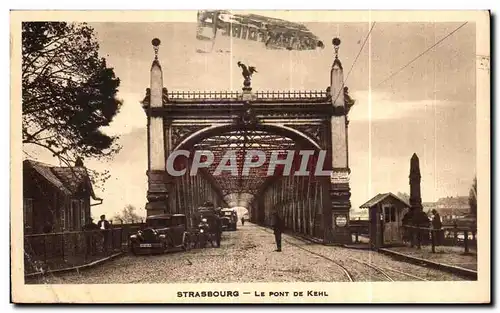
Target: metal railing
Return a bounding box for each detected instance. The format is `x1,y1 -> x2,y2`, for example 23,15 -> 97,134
24,228 -> 141,275
255,90 -> 328,100
402,225 -> 477,253
166,90 -> 329,101
167,90 -> 240,101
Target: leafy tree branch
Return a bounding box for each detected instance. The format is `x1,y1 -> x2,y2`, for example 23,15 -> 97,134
22,22 -> 123,189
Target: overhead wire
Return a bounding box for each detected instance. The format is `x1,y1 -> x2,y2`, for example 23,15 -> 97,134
376,22 -> 468,87
331,22 -> 376,105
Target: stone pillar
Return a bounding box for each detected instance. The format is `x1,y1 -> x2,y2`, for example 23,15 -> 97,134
409,153 -> 423,212
408,153 -> 429,244
146,38 -> 168,216
327,38 -> 351,244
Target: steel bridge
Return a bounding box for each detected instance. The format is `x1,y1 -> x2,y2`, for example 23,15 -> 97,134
141,37 -> 354,244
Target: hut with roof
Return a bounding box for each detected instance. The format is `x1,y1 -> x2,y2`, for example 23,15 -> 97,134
359,192 -> 410,249
23,158 -> 102,234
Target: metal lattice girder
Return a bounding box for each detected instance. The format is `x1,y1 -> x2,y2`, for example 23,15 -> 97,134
177,128 -> 324,203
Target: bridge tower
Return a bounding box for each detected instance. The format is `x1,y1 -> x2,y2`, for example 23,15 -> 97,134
328,37 -> 352,243
145,38 -> 169,215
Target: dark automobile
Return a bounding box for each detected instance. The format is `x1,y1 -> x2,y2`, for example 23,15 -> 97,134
220,208 -> 238,231
129,214 -> 192,255
193,207 -> 221,247
196,217 -> 216,248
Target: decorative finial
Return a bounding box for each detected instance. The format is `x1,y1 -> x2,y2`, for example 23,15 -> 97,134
237,61 -> 257,92
152,38 -> 161,60
332,37 -> 341,59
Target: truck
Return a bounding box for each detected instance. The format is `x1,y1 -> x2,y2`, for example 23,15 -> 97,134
220,208 -> 238,231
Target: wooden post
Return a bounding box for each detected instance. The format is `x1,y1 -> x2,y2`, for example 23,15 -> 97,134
83,232 -> 87,263
73,233 -> 77,256
120,228 -> 124,251
111,229 -> 114,252
61,233 -> 65,260
410,226 -> 415,248
464,230 -> 469,253
417,227 -> 422,249
431,229 -> 435,253
43,235 -> 47,262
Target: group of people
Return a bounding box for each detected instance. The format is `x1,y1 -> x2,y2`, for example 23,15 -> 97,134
402,209 -> 444,246
82,214 -> 111,231
82,214 -> 112,254
202,200 -> 284,252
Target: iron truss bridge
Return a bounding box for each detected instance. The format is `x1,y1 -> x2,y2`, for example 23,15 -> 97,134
143,38 -> 354,244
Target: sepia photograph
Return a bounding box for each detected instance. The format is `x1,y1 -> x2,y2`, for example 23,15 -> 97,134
10,10 -> 490,303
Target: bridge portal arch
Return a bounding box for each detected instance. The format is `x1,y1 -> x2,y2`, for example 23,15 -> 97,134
173,123 -> 322,152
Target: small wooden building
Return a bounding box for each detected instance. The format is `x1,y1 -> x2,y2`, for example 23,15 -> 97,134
360,192 -> 410,249
23,159 -> 102,234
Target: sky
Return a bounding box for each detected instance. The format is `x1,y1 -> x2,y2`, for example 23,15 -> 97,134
24,14 -> 477,219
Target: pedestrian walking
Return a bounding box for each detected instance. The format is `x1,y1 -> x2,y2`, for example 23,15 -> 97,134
431,209 -> 443,246
271,212 -> 284,252
241,216 -> 245,226
214,216 -> 222,248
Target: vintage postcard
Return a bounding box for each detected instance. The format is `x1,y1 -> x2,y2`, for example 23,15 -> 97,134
10,10 -> 490,303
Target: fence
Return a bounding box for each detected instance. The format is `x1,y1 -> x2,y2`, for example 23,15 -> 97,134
24,227 -> 141,275
403,225 -> 477,253
349,219 -> 369,243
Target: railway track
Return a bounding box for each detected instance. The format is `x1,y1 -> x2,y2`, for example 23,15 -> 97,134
348,257 -> 394,281
259,227 -> 353,281
285,238 -> 354,282
378,266 -> 428,281
259,226 -> 429,282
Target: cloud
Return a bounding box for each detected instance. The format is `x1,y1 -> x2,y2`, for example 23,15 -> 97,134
348,90 -> 456,122
101,93 -> 146,136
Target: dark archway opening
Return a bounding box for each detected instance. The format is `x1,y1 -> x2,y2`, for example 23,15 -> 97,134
169,123 -> 329,237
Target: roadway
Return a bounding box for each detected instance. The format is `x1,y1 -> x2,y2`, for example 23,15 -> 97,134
29,223 -> 466,284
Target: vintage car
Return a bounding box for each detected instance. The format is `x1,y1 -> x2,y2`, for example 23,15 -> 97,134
220,208 -> 238,231
192,206 -> 222,247
129,214 -> 192,255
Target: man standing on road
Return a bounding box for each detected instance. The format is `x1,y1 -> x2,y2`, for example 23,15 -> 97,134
241,216 -> 245,226
97,214 -> 110,230
272,212 -> 283,252
97,214 -> 111,253
431,209 -> 443,246
214,216 -> 222,248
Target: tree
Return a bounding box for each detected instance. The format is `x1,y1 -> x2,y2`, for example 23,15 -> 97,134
22,22 -> 122,187
113,205 -> 144,224
468,176 -> 477,217
396,192 -> 410,203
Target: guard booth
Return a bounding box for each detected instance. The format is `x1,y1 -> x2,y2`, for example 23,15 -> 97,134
359,193 -> 410,249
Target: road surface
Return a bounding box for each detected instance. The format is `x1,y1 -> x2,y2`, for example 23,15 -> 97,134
27,223 -> 466,284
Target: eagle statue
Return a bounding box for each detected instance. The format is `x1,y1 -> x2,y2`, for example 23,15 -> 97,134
237,61 -> 257,81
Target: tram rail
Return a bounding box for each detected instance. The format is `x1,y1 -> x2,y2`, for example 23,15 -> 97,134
259,226 -> 430,282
